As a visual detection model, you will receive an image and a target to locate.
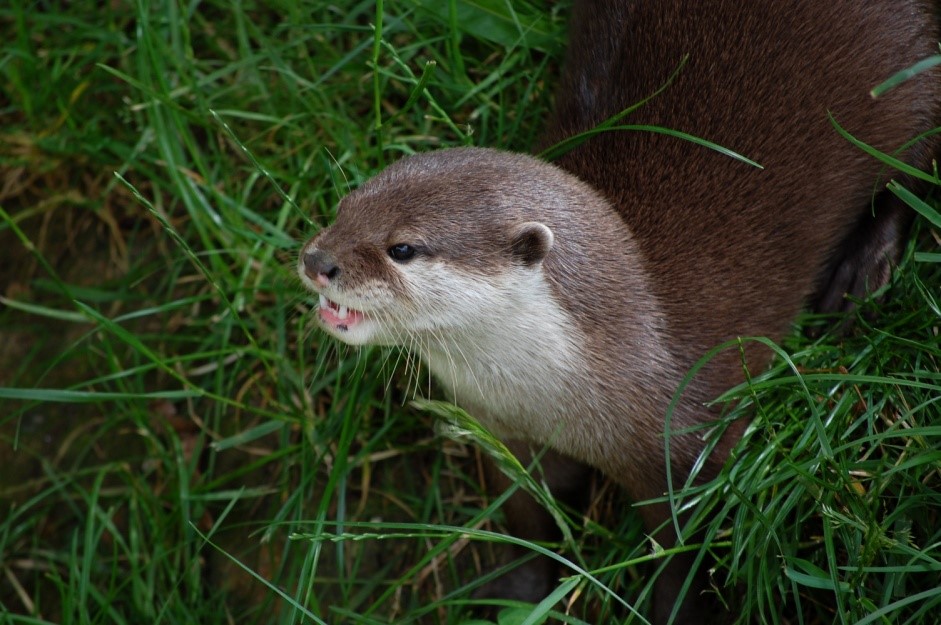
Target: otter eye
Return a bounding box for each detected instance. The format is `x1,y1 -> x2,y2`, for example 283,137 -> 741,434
388,243 -> 417,262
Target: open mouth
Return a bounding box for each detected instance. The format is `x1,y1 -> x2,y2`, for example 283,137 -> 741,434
318,294 -> 365,332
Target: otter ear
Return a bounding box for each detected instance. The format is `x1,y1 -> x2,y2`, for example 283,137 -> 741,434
509,221 -> 554,267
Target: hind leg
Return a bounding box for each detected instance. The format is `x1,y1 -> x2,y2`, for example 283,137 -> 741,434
472,442 -> 594,606
812,193 -> 914,318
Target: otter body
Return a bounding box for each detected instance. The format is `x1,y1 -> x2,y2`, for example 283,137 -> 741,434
300,1 -> 939,622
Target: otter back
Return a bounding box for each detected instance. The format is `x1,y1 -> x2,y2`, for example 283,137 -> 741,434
545,0 -> 940,400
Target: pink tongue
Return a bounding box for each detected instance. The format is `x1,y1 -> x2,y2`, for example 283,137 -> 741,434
319,305 -> 364,329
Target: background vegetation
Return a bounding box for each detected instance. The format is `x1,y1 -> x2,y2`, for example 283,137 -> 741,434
1,1 -> 938,624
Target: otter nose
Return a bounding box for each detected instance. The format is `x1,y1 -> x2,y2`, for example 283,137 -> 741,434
303,250 -> 341,283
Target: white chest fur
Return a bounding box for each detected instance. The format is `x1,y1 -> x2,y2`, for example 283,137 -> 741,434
410,265 -> 596,451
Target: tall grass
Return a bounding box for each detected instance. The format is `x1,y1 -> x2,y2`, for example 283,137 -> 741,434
0,1 -> 938,624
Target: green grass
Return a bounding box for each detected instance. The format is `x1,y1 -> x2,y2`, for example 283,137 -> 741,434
1,1 -> 939,624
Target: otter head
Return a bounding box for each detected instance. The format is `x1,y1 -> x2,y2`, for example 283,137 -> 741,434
298,147 -> 561,348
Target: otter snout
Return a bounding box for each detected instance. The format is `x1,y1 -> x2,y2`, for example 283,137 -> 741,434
303,249 -> 340,288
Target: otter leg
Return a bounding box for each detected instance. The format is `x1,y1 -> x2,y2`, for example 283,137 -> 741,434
812,193 -> 914,318
632,500 -> 709,625
635,418 -> 747,625
473,442 -> 594,605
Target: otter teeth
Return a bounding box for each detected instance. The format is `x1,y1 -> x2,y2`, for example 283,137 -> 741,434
317,294 -> 353,321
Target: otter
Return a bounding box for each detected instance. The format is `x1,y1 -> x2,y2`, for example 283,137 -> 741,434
298,1 -> 940,622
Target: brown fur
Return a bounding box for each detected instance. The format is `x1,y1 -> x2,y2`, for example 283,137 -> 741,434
546,0 -> 939,402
